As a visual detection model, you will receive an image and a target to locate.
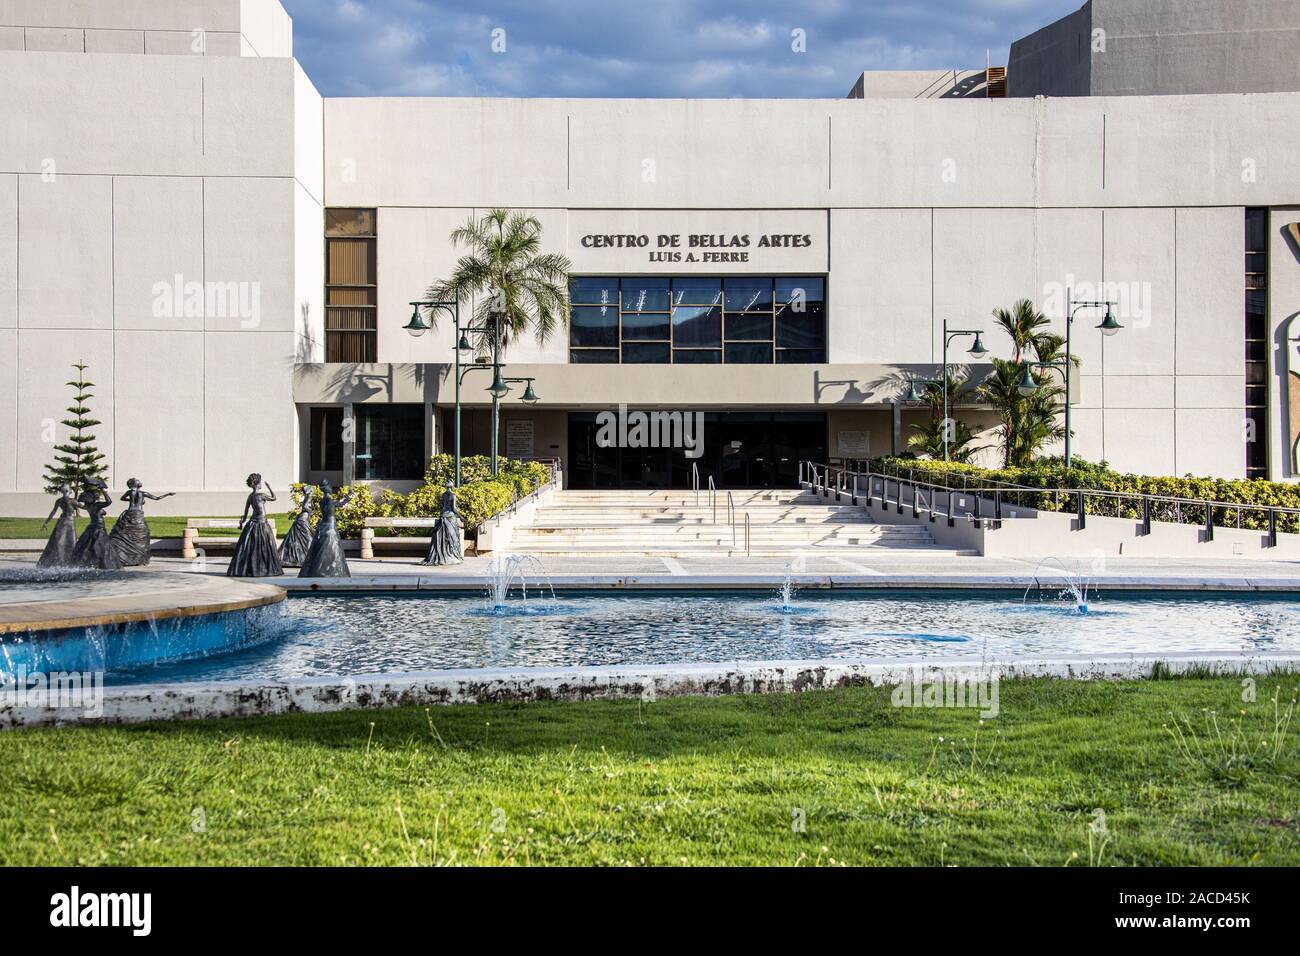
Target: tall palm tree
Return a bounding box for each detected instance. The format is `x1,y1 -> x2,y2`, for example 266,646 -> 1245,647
978,302 -> 1074,467
426,208 -> 572,355
424,209 -> 572,474
992,298 -> 1052,363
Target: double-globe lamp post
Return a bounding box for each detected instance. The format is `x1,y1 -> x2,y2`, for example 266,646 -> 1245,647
405,298 -> 539,485
1015,294 -> 1122,469
905,320 -> 990,463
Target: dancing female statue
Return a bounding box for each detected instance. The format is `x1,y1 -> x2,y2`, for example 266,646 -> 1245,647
298,480 -> 352,578
278,485 -> 315,568
421,481 -> 464,566
109,477 -> 175,567
37,482 -> 82,569
71,478 -> 122,571
227,473 -> 283,577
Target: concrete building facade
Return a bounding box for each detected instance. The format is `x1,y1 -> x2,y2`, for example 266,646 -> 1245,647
1,0 -> 1298,513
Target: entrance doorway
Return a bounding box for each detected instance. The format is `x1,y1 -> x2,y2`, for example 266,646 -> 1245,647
567,412 -> 826,489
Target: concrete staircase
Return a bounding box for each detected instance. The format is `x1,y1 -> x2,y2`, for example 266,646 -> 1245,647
509,488 -> 960,557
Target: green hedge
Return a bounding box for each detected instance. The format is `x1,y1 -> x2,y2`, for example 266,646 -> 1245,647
867,456 -> 1300,534
289,455 -> 553,538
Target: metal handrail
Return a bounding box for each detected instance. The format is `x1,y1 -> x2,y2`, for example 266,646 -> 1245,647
708,475 -> 717,524
691,461 -> 699,506
726,491 -> 736,545
800,459 -> 1300,546
744,512 -> 751,556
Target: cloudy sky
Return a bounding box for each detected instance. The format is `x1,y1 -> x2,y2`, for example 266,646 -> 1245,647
280,0 -> 1083,98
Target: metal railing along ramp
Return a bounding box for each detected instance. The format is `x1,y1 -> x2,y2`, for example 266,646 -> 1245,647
506,487 -> 967,558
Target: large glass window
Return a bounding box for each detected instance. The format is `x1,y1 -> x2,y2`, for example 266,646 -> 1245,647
308,407 -> 344,471
354,404 -> 424,480
325,209 -> 377,362
568,276 -> 826,364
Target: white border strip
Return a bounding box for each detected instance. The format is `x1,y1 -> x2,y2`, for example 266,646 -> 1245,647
4,652 -> 1298,729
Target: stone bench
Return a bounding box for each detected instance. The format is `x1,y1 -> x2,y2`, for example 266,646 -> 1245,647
361,517 -> 466,560
182,518 -> 276,559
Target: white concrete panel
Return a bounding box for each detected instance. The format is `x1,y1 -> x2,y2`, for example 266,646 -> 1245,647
831,98 -> 1040,208
326,98 -> 568,208
0,174 -> 14,328
0,1 -> 242,32
375,206 -> 473,366
292,180 -> 322,362
1176,408 -> 1247,479
1176,375 -> 1245,409
1175,206 -> 1244,375
1034,207 -> 1105,372
18,174 -> 112,329
932,208 -> 1036,363
24,27 -> 82,51
293,61 -> 323,205
113,176 -> 205,332
240,0 -> 293,57
144,30 -> 240,55
1102,375 -> 1174,409
1103,408 -> 1175,475
84,29 -> 144,54
15,329 -> 115,492
201,56 -> 296,173
114,331 -> 205,489
0,328 -> 15,490
0,26 -> 22,50
1076,374 -> 1103,409
1102,207 -> 1175,375
829,208 -> 931,364
0,53 -> 204,176
1068,408 -> 1105,464
202,176 -> 294,332
203,331 -> 296,489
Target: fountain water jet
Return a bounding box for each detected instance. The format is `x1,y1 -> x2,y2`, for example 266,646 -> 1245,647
1023,557 -> 1091,614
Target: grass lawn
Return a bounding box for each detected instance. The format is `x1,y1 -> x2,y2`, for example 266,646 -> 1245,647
0,514 -> 294,540
0,676 -> 1296,866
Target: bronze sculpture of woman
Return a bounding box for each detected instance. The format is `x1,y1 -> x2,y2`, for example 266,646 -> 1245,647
109,477 -> 175,567
278,484 -> 315,568
227,473 -> 283,577
37,482 -> 82,569
70,478 -> 122,570
421,481 -> 464,566
298,480 -> 352,578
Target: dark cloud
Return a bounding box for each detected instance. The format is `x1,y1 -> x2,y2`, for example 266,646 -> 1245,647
281,0 -> 1084,98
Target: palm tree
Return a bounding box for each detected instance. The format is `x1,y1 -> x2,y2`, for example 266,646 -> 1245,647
425,209 -> 572,474
992,298 -> 1052,363
906,373 -> 983,462
978,302 -> 1075,467
426,209 -> 572,354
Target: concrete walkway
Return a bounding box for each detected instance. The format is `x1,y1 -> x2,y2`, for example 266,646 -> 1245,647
6,552 -> 1300,591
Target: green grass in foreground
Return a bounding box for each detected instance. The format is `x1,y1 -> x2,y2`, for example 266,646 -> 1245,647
0,515 -> 294,540
0,676 -> 1297,866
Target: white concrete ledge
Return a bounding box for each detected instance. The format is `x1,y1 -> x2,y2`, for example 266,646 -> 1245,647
5,652 -> 1299,729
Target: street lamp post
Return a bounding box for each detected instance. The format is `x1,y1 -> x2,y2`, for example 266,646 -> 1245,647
408,299 -> 540,484
939,320 -> 988,463
1050,292 -> 1124,468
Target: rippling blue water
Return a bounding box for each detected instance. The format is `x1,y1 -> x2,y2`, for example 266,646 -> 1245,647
90,589 -> 1300,685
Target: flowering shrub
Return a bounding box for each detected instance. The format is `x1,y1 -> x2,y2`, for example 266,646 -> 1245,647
288,456 -> 553,539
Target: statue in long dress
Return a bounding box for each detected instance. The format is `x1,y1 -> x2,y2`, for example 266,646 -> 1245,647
109,478 -> 175,567
37,482 -> 82,569
278,485 -> 315,568
298,480 -> 352,578
227,473 -> 284,577
421,481 -> 464,566
71,478 -> 123,570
